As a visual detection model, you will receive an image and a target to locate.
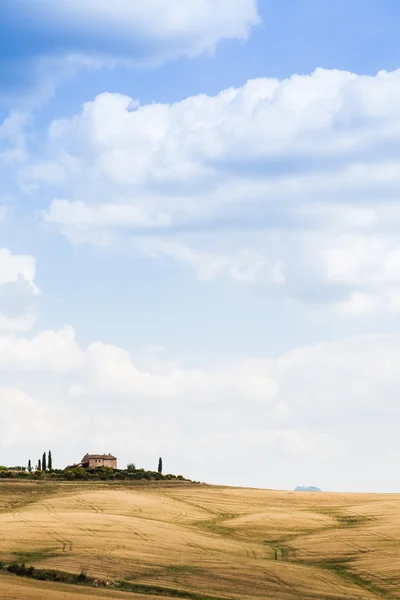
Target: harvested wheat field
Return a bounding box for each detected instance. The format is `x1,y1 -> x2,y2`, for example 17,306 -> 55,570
0,574 -> 166,600
0,482 -> 400,600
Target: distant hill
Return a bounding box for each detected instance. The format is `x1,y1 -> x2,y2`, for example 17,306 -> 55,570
294,486 -> 321,492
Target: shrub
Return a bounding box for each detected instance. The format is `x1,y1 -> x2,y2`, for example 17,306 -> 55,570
77,566 -> 89,583
35,569 -> 56,581
7,562 -> 28,576
0,462 -> 189,483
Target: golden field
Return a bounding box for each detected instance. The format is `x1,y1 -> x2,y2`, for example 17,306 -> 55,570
0,576 -> 165,600
0,481 -> 400,599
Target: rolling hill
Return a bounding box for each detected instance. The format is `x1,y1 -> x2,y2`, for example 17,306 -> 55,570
0,481 -> 399,599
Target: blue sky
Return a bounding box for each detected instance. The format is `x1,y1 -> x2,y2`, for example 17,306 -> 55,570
1,0 -> 400,491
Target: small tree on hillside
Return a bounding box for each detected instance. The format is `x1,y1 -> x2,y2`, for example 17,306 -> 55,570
42,452 -> 47,471
27,459 -> 32,473
158,457 -> 163,474
38,458 -> 41,471
48,450 -> 52,470
127,463 -> 136,472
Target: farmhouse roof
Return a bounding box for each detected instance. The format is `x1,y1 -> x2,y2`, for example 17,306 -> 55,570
82,453 -> 117,460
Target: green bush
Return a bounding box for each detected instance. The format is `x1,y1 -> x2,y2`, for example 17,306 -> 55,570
7,562 -> 28,576
0,463 -> 189,483
5,562 -> 92,585
77,567 -> 89,582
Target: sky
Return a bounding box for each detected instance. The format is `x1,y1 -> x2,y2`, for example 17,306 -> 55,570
1,0 -> 400,492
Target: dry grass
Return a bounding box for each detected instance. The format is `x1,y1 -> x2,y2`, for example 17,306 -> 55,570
0,481 -> 400,599
0,573 -> 167,600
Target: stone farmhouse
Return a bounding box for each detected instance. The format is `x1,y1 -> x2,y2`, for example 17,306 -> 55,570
66,453 -> 117,470
81,453 -> 117,469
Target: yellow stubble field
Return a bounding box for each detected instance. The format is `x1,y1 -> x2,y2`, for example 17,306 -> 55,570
0,481 -> 400,600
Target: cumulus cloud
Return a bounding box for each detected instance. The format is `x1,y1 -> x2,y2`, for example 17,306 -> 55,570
0,249 -> 39,332
46,199 -> 172,246
0,312 -> 36,334
0,249 -> 38,292
0,325 -> 277,406
72,341 -> 278,404
137,238 -> 285,283
0,326 -> 83,372
0,111 -> 30,164
40,69 -> 400,194
31,0 -> 259,57
0,387 -> 72,447
0,0 -> 259,100
273,334 -> 400,422
1,326 -> 400,489
27,68 -> 400,314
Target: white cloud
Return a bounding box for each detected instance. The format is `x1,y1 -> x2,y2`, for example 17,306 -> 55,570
46,199 -> 171,246
39,69 -> 400,199
322,235 -> 400,286
22,68 -> 400,314
0,248 -> 38,293
0,326 -> 278,405
0,1 -> 260,105
335,292 -> 377,317
0,248 -> 39,332
312,234 -> 400,315
46,0 -> 259,51
0,387 -> 73,447
274,334 -> 400,419
1,327 -> 400,489
72,340 -> 278,404
0,326 -> 83,372
3,323 -> 398,427
0,112 -> 31,165
6,0 -> 260,87
0,313 -> 36,333
138,238 -> 285,283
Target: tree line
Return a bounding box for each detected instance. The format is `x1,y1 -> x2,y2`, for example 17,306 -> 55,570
24,454 -> 162,474
128,457 -> 163,474
27,450 -> 52,472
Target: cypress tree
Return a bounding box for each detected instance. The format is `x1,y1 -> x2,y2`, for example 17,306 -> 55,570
28,459 -> 32,473
158,457 -> 163,474
48,450 -> 52,471
42,452 -> 46,471
38,458 -> 41,471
